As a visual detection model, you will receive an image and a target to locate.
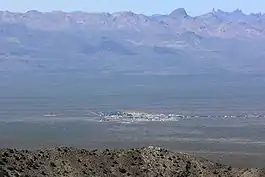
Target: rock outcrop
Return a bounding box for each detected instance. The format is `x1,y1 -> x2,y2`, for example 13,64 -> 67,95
0,146 -> 264,177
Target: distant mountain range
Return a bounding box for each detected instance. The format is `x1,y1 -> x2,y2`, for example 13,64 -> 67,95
0,8 -> 265,76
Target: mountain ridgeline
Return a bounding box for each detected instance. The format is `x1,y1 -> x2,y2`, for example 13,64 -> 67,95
1,8 -> 265,75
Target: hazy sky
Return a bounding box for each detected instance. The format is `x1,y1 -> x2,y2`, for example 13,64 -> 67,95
1,0 -> 265,16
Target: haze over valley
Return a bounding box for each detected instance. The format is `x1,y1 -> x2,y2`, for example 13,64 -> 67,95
1,7 -> 265,174
1,8 -> 265,118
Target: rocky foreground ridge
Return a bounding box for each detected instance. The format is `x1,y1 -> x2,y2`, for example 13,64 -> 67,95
0,146 -> 264,177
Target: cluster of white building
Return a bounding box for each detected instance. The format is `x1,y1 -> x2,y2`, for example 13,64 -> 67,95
100,111 -> 184,122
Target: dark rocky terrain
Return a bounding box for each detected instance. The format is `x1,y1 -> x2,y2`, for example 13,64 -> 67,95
0,146 -> 264,177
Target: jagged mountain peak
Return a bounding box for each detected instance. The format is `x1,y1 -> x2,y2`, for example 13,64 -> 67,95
26,10 -> 43,15
112,11 -> 137,17
232,9 -> 244,14
211,9 -> 226,15
169,8 -> 188,18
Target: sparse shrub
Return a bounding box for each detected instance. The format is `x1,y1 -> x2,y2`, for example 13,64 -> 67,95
33,163 -> 39,169
92,149 -> 98,153
14,156 -> 20,161
2,152 -> 9,157
228,166 -> 232,171
0,168 -> 9,177
185,161 -> 191,171
50,162 -> 56,167
7,166 -> 14,171
113,161 -> 118,164
119,168 -> 127,173
213,170 -> 219,174
7,149 -> 14,154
